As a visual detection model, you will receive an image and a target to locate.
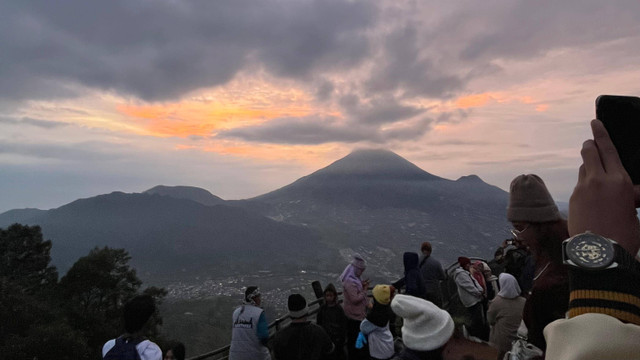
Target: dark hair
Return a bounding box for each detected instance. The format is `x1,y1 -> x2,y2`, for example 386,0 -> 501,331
124,295 -> 156,333
165,341 -> 186,360
495,248 -> 504,257
530,219 -> 568,265
421,241 -> 432,253
245,286 -> 259,301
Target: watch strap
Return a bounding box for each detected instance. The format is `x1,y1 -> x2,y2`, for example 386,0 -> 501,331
568,247 -> 640,325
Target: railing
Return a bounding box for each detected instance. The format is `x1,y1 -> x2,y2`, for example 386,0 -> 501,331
186,290 -> 349,360
186,258 -> 488,360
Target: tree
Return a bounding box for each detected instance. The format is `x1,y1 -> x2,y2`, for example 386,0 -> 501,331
59,247 -> 142,353
0,224 -> 59,344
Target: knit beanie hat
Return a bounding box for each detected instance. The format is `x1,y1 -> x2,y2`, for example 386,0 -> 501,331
458,256 -> 471,268
288,293 -> 308,319
372,284 -> 394,305
352,253 -> 366,269
507,174 -> 561,222
391,294 -> 454,351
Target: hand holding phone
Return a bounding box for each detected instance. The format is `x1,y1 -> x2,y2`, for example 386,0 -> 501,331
595,95 -> 640,184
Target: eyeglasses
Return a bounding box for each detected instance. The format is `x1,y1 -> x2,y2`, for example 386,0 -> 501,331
510,224 -> 530,239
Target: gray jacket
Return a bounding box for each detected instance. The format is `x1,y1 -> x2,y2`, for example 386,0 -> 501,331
453,267 -> 483,307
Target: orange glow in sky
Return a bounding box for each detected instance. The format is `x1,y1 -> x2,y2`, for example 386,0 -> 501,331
116,76 -> 328,138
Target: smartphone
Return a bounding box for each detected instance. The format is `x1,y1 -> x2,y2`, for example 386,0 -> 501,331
595,95 -> 640,184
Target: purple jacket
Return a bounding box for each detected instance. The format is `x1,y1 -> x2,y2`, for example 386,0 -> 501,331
342,276 -> 368,320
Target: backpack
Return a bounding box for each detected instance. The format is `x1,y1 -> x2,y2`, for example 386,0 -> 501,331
103,335 -> 144,360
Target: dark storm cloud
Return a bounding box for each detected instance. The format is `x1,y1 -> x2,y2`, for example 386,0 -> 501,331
0,0 -> 376,101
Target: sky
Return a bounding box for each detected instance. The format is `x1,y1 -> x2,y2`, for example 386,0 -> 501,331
2,0 -> 640,213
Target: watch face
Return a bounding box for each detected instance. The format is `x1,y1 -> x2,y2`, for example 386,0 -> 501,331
566,233 -> 615,269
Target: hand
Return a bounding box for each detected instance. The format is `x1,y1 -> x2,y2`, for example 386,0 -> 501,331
569,119 -> 640,256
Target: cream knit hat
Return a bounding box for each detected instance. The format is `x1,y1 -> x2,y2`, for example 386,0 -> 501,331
507,174 -> 561,222
391,294 -> 454,351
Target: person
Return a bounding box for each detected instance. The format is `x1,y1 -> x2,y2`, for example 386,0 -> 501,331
487,247 -> 506,277
340,253 -> 370,360
389,294 -> 455,360
316,283 -> 347,360
163,342 -> 185,360
272,293 -> 334,360
393,252 -> 427,299
359,285 -> 395,360
102,295 -> 162,360
507,174 -> 570,353
418,242 -> 446,307
229,286 -> 271,360
453,256 -> 488,341
487,273 -> 526,360
542,119 -> 640,359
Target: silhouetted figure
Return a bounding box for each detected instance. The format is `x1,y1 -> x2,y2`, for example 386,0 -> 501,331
163,341 -> 185,360
272,294 -> 334,360
419,242 -> 446,307
316,283 -> 347,360
102,295 -> 162,360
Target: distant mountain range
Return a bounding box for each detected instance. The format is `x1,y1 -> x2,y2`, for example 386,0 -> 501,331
0,149 -> 513,285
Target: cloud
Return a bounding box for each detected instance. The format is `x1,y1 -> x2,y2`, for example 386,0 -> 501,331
0,0 -> 376,102
218,116 -> 374,145
0,116 -> 69,129
0,141 -> 128,162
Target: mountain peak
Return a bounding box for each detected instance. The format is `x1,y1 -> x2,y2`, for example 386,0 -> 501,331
314,148 -> 440,179
143,185 -> 224,206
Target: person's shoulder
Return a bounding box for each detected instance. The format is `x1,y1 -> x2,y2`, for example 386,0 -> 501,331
102,339 -> 116,357
138,340 -> 162,360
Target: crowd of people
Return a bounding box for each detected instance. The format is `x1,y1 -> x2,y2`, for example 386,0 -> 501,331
103,119 -> 640,360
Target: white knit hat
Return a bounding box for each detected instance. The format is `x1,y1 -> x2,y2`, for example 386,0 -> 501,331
391,294 -> 454,351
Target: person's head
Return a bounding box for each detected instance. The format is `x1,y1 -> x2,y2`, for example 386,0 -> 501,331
372,284 -> 395,305
124,295 -> 156,334
391,294 -> 454,353
288,293 -> 308,321
494,247 -> 504,262
497,273 -> 521,299
351,253 -> 366,277
421,241 -> 432,257
507,174 -> 567,262
458,256 -> 471,271
323,283 -> 338,306
163,342 -> 185,360
245,286 -> 261,306
403,252 -> 419,272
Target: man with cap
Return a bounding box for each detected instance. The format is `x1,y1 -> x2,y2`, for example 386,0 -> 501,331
390,294 -> 454,360
453,256 -> 488,341
507,174 -> 569,353
272,293 -> 334,360
229,286 -> 271,360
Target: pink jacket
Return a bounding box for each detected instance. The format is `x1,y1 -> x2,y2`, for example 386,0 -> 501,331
342,277 -> 368,320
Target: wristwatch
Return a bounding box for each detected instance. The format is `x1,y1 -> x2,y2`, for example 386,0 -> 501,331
562,231 -> 618,270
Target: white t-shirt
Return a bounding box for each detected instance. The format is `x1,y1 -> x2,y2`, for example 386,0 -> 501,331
102,338 -> 162,360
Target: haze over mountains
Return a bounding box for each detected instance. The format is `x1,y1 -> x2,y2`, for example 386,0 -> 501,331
0,149 -> 512,286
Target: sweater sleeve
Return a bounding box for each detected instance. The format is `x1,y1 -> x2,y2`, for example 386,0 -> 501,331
257,311 -> 269,345
455,270 -> 483,297
359,319 -> 376,335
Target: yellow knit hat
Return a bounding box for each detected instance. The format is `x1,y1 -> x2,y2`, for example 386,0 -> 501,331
372,284 -> 393,305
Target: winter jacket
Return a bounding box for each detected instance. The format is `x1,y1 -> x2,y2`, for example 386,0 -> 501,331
453,267 -> 483,308
487,295 -> 526,353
